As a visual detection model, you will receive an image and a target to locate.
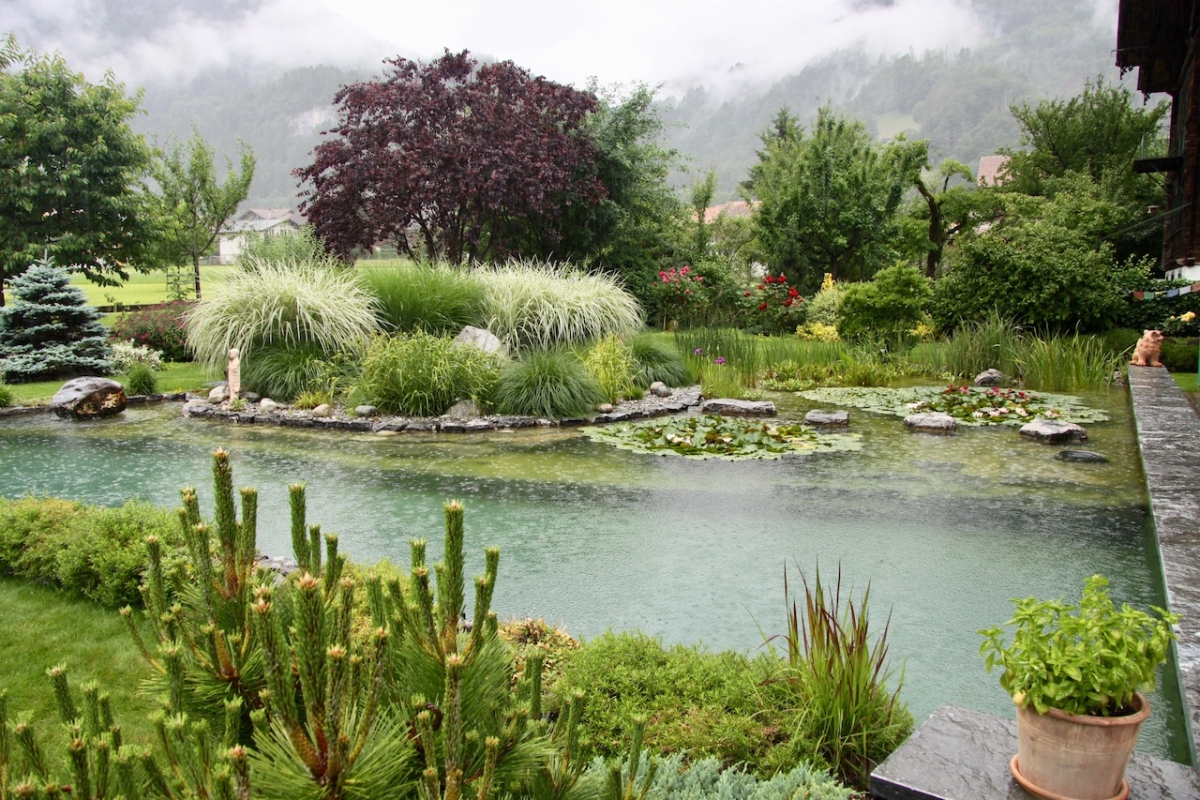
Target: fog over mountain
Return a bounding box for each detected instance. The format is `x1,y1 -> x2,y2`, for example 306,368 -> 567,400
1,0 -> 1127,207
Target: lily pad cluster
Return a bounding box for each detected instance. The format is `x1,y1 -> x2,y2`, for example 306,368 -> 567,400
797,385 -> 1109,426
581,414 -> 862,460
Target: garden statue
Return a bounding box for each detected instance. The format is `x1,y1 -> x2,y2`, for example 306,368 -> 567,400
1129,329 -> 1164,367
226,347 -> 241,398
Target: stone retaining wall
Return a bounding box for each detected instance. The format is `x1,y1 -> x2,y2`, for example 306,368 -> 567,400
1128,366 -> 1200,764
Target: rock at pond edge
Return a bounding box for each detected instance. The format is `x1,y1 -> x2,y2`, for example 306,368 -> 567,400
903,412 -> 957,434
1019,418 -> 1087,444
700,398 -> 777,417
50,377 -> 127,419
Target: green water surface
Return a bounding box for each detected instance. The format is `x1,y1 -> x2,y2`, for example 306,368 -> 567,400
0,388 -> 1187,761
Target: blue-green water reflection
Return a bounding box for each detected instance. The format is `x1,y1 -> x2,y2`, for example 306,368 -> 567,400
0,389 -> 1185,760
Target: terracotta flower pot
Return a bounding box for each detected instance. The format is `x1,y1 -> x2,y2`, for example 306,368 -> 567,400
1011,692 -> 1150,800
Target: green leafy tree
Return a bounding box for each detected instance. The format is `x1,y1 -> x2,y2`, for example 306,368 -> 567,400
902,156 -> 980,279
0,36 -> 157,307
0,257 -> 113,382
932,183 -> 1142,333
558,84 -> 686,316
1000,76 -> 1167,261
152,130 -> 255,299
743,107 -> 913,291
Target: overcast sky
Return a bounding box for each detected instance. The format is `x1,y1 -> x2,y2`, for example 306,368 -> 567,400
1,0 -> 1119,93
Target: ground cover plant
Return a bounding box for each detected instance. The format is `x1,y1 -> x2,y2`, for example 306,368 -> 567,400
582,415 -> 862,460
798,385 -> 1110,426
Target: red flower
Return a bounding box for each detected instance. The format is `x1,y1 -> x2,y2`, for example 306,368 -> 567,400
783,298 -> 793,307
758,303 -> 768,311
757,284 -> 765,291
744,291 -> 752,296
788,287 -> 799,297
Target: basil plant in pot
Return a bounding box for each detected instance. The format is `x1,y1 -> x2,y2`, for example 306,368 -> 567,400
978,575 -> 1180,800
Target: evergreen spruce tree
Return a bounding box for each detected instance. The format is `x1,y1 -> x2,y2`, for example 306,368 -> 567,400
0,257 -> 112,382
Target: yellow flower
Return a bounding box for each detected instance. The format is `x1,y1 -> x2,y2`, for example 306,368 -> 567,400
1181,311 -> 1196,323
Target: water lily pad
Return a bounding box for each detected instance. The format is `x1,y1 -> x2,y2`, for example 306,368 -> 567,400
581,414 -> 862,460
797,385 -> 1109,426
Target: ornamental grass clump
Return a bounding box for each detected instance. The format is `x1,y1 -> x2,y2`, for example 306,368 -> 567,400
629,334 -> 691,388
357,261 -> 487,335
581,334 -> 640,403
493,348 -> 604,419
978,574 -> 1179,717
763,566 -> 912,789
185,257 -> 378,373
480,260 -> 643,352
351,331 -> 501,416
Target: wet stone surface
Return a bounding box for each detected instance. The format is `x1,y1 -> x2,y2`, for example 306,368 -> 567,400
1128,367 -> 1200,761
870,705 -> 1200,800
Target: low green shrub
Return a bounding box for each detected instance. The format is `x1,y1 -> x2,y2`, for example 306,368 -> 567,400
0,380 -> 12,407
553,631 -> 779,770
0,497 -> 179,607
582,335 -> 640,403
630,334 -> 692,388
492,349 -> 604,418
125,362 -> 157,396
1096,328 -> 1142,358
1160,337 -> 1198,372
351,331 -> 501,416
591,753 -> 854,800
357,262 -> 486,335
836,264 -> 931,341
108,300 -> 193,362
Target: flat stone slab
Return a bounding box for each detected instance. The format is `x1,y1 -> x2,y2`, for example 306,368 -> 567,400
700,398 -> 777,416
870,705 -> 1200,800
903,412 -> 957,434
1019,418 -> 1087,444
805,409 -> 849,426
1054,449 -> 1109,463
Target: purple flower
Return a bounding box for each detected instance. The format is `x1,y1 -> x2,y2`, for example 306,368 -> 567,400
714,356 -> 727,365
694,348 -> 704,355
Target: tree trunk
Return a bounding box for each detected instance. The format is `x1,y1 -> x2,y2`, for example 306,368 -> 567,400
193,254 -> 203,301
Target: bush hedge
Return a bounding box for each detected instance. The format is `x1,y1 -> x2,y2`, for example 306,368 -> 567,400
0,497 -> 180,607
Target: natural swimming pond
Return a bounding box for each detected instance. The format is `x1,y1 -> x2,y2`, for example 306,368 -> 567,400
0,387 -> 1188,761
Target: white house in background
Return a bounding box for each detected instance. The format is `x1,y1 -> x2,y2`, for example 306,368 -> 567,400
217,217 -> 300,263
1164,263 -> 1200,281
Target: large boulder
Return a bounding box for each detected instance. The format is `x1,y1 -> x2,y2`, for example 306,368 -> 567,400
50,377 -> 127,419
805,409 -> 849,426
455,326 -> 505,356
700,398 -> 777,417
974,369 -> 1008,387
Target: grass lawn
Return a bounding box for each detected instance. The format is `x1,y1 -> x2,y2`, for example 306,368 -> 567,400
5,361 -> 217,406
69,264 -> 236,308
1172,372 -> 1199,392
0,579 -> 159,770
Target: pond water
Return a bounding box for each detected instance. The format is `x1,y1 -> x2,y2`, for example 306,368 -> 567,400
0,388 -> 1188,762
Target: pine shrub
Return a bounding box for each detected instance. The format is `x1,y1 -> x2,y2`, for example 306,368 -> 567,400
492,348 -> 604,418
0,257 -> 113,382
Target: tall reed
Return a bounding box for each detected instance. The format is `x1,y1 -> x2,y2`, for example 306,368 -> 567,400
912,311 -> 1022,379
764,566 -> 913,789
1016,333 -> 1121,392
356,261 -> 487,335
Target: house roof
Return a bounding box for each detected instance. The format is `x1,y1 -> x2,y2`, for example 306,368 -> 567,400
701,200 -> 758,223
237,207 -> 295,222
1116,0 -> 1193,94
225,218 -> 300,235
977,155 -> 1011,187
